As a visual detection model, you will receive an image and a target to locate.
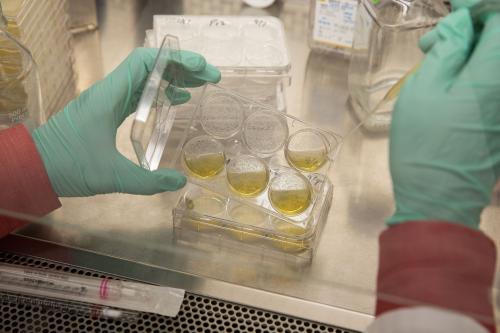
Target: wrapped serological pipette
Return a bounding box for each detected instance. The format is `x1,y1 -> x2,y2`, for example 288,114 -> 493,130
0,263 -> 185,318
0,290 -> 140,322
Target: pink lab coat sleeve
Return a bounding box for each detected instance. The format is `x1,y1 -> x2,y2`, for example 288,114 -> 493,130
375,221 -> 497,332
0,124 -> 61,237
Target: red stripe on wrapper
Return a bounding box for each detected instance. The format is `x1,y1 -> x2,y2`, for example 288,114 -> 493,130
100,278 -> 109,299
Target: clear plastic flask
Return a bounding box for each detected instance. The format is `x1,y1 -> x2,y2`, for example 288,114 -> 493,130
347,0 -> 448,131
0,5 -> 43,131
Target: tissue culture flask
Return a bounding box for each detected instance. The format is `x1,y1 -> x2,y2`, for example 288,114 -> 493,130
226,155 -> 269,197
269,173 -> 312,215
183,136 -> 225,179
0,15 -> 43,130
285,129 -> 329,172
348,0 -> 447,130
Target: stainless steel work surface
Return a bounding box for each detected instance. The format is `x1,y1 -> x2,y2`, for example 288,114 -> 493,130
0,251 -> 359,333
4,1 -> 499,332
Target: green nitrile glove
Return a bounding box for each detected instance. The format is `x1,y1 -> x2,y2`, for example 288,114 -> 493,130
32,48 -> 221,197
388,5 -> 500,229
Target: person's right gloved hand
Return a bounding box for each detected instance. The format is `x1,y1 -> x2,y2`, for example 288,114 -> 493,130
388,3 -> 500,229
32,48 -> 221,197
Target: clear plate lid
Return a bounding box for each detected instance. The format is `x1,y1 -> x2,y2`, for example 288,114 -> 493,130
131,35 -> 186,170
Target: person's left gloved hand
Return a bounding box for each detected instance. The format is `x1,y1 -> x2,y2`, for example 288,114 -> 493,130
32,48 -> 221,197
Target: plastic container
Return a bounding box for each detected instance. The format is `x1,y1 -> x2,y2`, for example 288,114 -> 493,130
152,16 -> 290,76
308,0 -> 358,56
2,0 -> 75,118
131,35 -> 341,226
0,4 -> 43,131
148,16 -> 291,107
173,178 -> 333,262
347,0 -> 448,131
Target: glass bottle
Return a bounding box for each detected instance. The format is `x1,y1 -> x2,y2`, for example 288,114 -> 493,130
0,4 -> 43,131
347,0 -> 448,131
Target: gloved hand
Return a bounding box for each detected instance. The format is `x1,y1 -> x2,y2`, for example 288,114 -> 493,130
388,3 -> 500,229
32,48 -> 221,197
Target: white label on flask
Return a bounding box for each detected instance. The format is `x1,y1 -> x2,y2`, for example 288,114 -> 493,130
313,0 -> 358,49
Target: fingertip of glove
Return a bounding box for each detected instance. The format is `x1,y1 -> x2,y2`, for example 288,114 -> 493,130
154,168 -> 187,191
205,63 -> 222,83
182,51 -> 207,72
212,71 -> 222,84
419,7 -> 474,78
176,173 -> 188,189
419,29 -> 438,53
165,86 -> 191,105
442,8 -> 474,40
170,171 -> 187,190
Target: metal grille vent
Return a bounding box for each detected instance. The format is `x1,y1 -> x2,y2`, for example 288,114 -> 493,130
0,252 -> 358,333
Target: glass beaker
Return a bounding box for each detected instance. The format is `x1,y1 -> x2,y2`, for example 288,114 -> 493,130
0,5 -> 43,131
348,0 -> 448,131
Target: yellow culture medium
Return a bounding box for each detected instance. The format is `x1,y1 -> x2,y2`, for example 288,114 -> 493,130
185,153 -> 225,179
183,135 -> 226,179
226,155 -> 269,197
285,129 -> 329,172
285,149 -> 328,172
269,173 -> 312,216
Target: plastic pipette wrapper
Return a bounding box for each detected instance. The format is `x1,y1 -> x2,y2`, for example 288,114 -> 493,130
0,263 -> 185,318
0,290 -> 140,322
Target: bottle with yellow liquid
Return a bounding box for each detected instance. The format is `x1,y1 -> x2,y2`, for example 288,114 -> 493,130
0,4 -> 43,131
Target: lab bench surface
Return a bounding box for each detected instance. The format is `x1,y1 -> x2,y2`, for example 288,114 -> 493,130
2,1 -> 499,332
